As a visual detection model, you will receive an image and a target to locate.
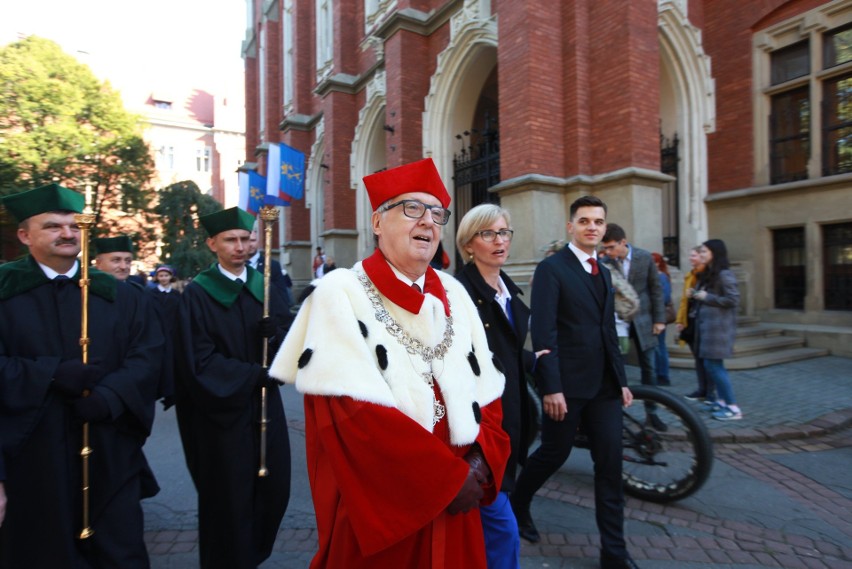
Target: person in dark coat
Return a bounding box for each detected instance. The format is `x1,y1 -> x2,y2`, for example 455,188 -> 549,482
176,206 -> 293,569
94,235 -> 135,282
688,239 -> 741,420
511,195 -> 640,569
455,204 -> 548,569
0,183 -> 162,568
600,224 -> 667,430
248,224 -> 293,308
147,265 -> 181,408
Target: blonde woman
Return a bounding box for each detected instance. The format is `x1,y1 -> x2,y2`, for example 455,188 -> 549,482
455,204 -> 547,569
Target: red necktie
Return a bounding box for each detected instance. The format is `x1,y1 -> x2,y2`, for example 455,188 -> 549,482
412,283 -> 422,293
587,258 -> 599,276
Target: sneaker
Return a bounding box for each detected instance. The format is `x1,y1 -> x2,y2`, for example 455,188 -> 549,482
684,391 -> 703,401
703,400 -> 723,412
712,407 -> 742,421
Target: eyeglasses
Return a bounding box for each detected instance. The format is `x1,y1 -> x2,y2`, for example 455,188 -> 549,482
380,200 -> 451,225
475,229 -> 514,242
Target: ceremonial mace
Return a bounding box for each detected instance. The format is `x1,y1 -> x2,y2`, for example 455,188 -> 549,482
257,205 -> 279,477
75,187 -> 96,539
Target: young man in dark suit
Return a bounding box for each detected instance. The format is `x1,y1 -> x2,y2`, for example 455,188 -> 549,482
511,195 -> 640,569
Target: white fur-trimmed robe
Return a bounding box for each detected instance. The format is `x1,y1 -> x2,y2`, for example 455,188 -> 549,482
269,262 -> 505,446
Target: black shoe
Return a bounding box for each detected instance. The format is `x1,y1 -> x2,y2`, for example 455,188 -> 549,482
601,555 -> 640,569
645,413 -> 668,432
657,378 -> 671,386
510,500 -> 541,543
684,391 -> 703,401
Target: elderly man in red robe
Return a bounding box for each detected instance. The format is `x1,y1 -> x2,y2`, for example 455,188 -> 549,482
270,157 -> 510,568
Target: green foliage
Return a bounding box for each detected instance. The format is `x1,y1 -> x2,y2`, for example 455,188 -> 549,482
155,180 -> 222,279
0,36 -> 155,235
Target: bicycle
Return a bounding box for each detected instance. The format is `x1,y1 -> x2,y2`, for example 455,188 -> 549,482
527,384 -> 714,503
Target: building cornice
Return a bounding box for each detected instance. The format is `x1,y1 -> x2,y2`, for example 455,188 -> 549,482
313,60 -> 384,97
279,112 -> 324,133
704,173 -> 852,202
372,0 -> 462,40
312,1 -> 461,99
490,168 -> 675,197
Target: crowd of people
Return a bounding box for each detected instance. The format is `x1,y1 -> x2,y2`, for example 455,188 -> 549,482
0,158 -> 740,569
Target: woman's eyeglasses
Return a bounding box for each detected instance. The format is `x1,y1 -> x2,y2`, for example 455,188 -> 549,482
475,229 -> 514,242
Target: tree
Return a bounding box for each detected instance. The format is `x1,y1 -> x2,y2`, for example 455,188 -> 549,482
155,180 -> 222,279
0,36 -> 157,249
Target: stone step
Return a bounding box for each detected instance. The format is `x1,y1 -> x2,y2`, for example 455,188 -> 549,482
669,346 -> 830,370
735,325 -> 784,339
668,334 -> 805,358
736,315 -> 762,327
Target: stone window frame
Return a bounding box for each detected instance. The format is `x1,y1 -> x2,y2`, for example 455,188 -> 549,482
364,0 -> 394,33
753,0 -> 852,187
282,0 -> 295,114
316,0 -> 334,80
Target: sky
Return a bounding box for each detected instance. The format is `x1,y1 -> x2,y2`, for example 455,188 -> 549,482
1,0 -> 246,107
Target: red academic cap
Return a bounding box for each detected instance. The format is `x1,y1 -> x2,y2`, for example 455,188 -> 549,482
363,158 -> 451,211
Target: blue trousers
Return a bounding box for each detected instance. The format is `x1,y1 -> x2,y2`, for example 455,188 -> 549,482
480,491 -> 521,569
702,358 -> 735,405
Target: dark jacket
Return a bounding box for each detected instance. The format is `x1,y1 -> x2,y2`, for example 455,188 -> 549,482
601,245 -> 664,351
256,254 -> 292,310
531,246 -> 627,399
456,263 -> 535,492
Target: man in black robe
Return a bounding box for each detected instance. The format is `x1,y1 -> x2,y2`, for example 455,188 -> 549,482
0,183 -> 162,568
147,265 -> 180,408
94,235 -> 135,282
176,206 -> 292,569
247,223 -> 293,307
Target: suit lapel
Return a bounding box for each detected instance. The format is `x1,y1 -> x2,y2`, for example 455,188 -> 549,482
560,248 -> 604,309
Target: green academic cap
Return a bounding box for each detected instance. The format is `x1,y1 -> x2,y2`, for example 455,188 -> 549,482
94,236 -> 134,255
1,183 -> 85,222
200,207 -> 255,237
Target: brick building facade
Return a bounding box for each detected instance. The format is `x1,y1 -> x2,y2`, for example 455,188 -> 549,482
243,0 -> 852,354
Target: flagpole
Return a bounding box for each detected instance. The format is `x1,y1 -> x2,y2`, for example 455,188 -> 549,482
278,206 -> 285,267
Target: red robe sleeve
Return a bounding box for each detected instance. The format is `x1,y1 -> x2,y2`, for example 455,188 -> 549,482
305,394 -> 503,558
472,397 -> 510,504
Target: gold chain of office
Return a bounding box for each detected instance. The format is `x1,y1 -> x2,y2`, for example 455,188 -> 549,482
357,271 -> 455,365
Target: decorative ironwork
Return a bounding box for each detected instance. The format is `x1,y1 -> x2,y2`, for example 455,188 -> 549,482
660,132 -> 680,268
453,113 -> 501,211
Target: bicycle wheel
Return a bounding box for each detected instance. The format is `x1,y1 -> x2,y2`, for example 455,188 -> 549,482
621,385 -> 713,503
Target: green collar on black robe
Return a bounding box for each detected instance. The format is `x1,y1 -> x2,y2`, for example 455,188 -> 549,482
192,263 -> 264,307
0,255 -> 116,301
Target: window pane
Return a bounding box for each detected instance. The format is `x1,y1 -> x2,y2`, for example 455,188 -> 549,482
773,228 -> 805,310
771,41 -> 810,85
825,24 -> 852,68
822,74 -> 852,176
770,87 -> 810,184
823,223 -> 852,310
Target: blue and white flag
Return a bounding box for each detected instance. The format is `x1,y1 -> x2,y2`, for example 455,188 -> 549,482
266,142 -> 305,203
265,143 -> 289,206
278,142 -> 305,200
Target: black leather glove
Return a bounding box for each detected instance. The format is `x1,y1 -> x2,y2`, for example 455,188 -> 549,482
464,447 -> 493,486
258,316 -> 277,339
72,391 -> 111,422
52,359 -> 104,398
447,467 -> 484,515
258,370 -> 282,390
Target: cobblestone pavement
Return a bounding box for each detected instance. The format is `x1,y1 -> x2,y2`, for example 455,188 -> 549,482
144,356 -> 852,568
